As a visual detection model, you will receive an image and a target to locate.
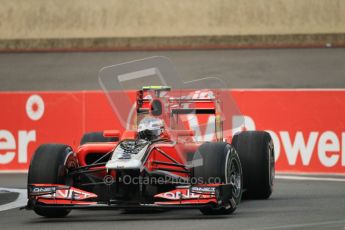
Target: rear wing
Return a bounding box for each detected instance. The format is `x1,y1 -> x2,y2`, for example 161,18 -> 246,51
169,98 -> 216,115
136,87 -> 223,141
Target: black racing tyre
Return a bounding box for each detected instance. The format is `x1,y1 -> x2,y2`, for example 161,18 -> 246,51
192,142 -> 242,215
80,132 -> 118,145
28,144 -> 78,218
232,131 -> 275,199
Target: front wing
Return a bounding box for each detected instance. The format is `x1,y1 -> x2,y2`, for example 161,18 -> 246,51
25,183 -> 234,210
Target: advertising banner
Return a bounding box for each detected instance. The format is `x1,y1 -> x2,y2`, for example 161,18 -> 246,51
1,90 -> 344,174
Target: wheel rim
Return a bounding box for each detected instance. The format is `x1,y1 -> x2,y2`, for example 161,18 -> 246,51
268,142 -> 275,186
227,156 -> 241,199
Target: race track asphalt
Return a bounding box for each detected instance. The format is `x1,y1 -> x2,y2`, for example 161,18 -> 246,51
0,174 -> 345,230
0,48 -> 345,91
0,48 -> 345,229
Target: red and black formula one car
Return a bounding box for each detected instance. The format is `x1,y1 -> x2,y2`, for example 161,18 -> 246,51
25,57 -> 275,217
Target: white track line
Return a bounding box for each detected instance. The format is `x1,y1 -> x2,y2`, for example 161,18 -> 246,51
276,175 -> 345,182
232,88 -> 345,92
248,220 -> 345,230
0,188 -> 27,212
0,170 -> 28,173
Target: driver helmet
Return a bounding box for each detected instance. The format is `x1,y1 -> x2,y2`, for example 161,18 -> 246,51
138,117 -> 164,141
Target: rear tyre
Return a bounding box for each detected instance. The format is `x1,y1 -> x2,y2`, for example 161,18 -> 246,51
28,144 -> 77,218
192,142 -> 242,215
80,132 -> 118,145
232,131 -> 275,199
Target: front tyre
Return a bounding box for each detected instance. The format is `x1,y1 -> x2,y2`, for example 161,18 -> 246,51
232,131 -> 275,199
192,142 -> 242,215
28,144 -> 77,218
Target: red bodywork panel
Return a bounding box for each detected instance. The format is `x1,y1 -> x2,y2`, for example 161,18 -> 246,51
75,140 -> 200,178
145,142 -> 200,177
77,143 -> 116,166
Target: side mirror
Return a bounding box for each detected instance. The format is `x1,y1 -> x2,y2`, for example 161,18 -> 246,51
103,130 -> 121,140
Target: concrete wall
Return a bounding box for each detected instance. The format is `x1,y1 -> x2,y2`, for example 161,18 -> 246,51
0,0 -> 344,50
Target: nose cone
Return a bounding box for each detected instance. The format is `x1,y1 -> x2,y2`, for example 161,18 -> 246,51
106,158 -> 142,170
